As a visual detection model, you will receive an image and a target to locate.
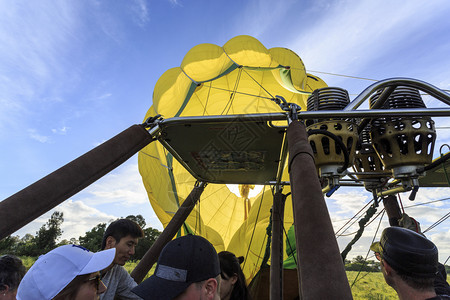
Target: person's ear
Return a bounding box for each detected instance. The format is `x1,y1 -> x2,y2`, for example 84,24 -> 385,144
230,274 -> 238,285
383,260 -> 393,276
203,278 -> 218,299
105,236 -> 117,249
2,284 -> 10,294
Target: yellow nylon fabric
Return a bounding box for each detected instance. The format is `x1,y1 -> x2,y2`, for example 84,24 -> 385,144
138,35 -> 327,282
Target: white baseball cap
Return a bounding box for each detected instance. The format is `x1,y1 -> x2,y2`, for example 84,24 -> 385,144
17,244 -> 115,300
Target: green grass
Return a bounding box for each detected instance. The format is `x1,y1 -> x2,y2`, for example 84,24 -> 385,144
347,271 -> 398,299
123,260 -> 156,281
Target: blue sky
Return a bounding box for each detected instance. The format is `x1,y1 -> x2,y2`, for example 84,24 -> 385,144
1,0 -> 449,262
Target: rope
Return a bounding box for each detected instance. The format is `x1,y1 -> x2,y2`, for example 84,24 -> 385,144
241,68 -> 276,100
398,193 -> 406,214
243,186 -> 266,270
221,68 -> 242,115
351,210 -> 385,287
208,86 -> 274,100
341,204 -> 378,261
423,212 -> 450,233
202,81 -> 212,116
305,69 -> 450,92
337,209 -> 386,237
404,197 -> 450,208
440,144 -> 450,186
335,199 -> 373,237
306,70 -> 378,82
260,207 -> 273,267
283,225 -> 297,266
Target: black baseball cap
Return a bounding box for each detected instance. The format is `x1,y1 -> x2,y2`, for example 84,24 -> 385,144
370,227 -> 438,278
132,235 -> 220,300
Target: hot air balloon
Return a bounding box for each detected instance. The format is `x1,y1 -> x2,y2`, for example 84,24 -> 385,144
2,34 -> 450,300
137,35 -> 328,283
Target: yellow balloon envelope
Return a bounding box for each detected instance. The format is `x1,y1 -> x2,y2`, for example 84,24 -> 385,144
138,35 -> 327,282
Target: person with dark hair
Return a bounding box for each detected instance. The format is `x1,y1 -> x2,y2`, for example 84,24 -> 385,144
218,251 -> 251,300
17,244 -> 115,300
100,219 -> 144,300
0,255 -> 26,299
131,235 -> 221,300
371,227 -> 450,300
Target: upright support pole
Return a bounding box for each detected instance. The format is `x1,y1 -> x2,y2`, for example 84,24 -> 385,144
270,191 -> 286,300
131,182 -> 207,283
382,195 -> 402,226
287,121 -> 353,299
0,124 -> 154,240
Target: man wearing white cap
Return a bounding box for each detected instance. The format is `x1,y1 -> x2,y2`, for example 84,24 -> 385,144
17,244 -> 115,300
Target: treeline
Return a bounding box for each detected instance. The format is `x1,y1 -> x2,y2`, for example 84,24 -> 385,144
344,255 -> 379,272
0,211 -> 161,260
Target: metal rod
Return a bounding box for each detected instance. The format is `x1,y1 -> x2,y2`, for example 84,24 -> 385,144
156,108 -> 450,132
357,86 -> 396,134
130,182 -> 207,283
345,77 -> 450,111
275,136 -> 289,193
287,121 -> 353,299
298,108 -> 450,118
377,186 -> 407,197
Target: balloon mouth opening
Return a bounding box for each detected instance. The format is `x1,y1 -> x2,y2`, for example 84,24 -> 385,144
226,184 -> 264,198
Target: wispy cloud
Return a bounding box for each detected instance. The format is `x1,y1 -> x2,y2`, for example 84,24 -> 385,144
287,0 -> 450,82
51,126 -> 69,135
80,161 -> 149,206
14,200 -> 116,241
168,0 -> 183,7
131,0 -> 150,26
98,93 -> 113,100
27,128 -> 50,143
12,158 -> 161,241
0,1 -> 81,132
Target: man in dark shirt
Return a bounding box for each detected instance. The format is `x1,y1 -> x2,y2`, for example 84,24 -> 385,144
371,226 -> 450,300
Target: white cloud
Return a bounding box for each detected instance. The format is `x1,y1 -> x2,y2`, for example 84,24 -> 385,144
51,126 -> 69,135
12,158 -> 162,241
77,161 -> 149,206
13,200 -> 116,241
289,0 -> 447,74
131,0 -> 150,26
97,93 -> 112,100
27,128 -> 50,143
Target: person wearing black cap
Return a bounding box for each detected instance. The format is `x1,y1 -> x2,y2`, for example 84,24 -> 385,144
371,227 -> 450,300
131,235 -> 221,300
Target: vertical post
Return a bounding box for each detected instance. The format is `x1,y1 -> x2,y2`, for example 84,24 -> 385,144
130,182 -> 207,283
287,121 -> 353,299
382,195 -> 402,226
270,191 -> 286,300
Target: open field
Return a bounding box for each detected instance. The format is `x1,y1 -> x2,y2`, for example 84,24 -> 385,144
347,271 -> 398,299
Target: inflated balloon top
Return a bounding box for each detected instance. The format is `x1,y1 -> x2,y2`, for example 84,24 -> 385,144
139,35 -> 327,283
149,35 -> 326,118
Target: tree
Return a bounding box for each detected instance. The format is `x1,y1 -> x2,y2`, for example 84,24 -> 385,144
15,234 -> 36,256
0,235 -> 19,254
33,211 -> 64,255
79,223 -> 106,252
126,215 -> 146,229
134,227 -> 161,260
345,255 -> 379,272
